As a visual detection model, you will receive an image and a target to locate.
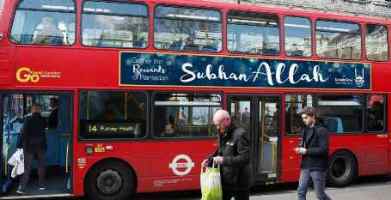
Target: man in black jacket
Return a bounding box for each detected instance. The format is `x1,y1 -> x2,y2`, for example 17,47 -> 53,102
295,107 -> 332,200
17,103 -> 47,194
204,109 -> 251,200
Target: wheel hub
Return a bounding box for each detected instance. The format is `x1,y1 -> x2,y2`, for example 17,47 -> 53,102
331,156 -> 353,180
96,169 -> 123,195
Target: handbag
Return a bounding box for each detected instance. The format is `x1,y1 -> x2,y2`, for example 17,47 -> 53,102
8,148 -> 24,178
200,163 -> 223,200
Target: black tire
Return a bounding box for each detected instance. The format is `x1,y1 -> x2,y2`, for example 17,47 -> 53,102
328,151 -> 357,187
85,160 -> 136,200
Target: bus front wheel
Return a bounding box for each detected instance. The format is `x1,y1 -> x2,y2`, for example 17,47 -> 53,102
328,151 -> 357,187
85,160 -> 136,200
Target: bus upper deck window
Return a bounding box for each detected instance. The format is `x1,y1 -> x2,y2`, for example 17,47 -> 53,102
316,20 -> 361,60
82,1 -> 148,48
154,6 -> 222,52
366,24 -> 388,61
227,11 -> 280,55
10,0 -> 76,45
285,16 -> 311,57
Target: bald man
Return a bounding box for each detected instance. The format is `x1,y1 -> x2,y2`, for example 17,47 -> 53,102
204,109 -> 252,200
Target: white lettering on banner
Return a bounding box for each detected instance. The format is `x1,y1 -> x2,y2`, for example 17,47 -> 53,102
131,63 -> 169,81
123,53 -> 368,88
180,63 -> 250,83
180,62 -> 329,86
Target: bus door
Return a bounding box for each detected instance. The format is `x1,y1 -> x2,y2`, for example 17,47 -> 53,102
228,95 -> 281,182
0,93 -> 4,183
1,94 -> 24,185
0,92 -> 73,198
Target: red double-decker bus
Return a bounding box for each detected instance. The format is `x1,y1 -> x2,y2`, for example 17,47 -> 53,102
0,0 -> 390,199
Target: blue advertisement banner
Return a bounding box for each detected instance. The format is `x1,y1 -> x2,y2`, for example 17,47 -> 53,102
120,52 -> 371,89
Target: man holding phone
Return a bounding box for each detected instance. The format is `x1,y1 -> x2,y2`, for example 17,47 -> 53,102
295,107 -> 332,200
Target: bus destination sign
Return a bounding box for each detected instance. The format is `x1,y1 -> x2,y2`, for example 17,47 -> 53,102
120,52 -> 371,89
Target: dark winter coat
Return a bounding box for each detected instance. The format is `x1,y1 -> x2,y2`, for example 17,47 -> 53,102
300,124 -> 329,171
21,113 -> 47,152
209,125 -> 252,191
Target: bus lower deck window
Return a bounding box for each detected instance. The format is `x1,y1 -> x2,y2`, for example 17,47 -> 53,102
285,95 -> 314,135
317,95 -> 364,133
79,91 -> 147,139
153,93 -> 222,138
367,95 -> 386,132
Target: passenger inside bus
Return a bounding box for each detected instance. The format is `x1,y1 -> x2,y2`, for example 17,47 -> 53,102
288,43 -> 304,56
367,100 -> 385,131
32,16 -> 64,45
176,109 -> 187,129
102,105 -> 116,122
285,105 -> 304,134
48,97 -> 59,129
169,39 -> 184,50
183,36 -> 200,51
202,41 -> 219,52
162,115 -> 176,137
241,107 -> 251,126
133,36 -> 146,48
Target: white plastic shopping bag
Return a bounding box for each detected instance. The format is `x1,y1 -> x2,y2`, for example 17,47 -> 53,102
200,163 -> 222,200
8,148 -> 24,178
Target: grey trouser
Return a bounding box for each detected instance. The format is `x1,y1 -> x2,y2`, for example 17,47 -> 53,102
223,189 -> 250,200
20,147 -> 46,189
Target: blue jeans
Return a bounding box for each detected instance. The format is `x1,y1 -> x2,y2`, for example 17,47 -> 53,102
298,169 -> 332,200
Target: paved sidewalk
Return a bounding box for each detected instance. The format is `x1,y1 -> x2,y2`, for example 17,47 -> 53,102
135,177 -> 391,200
254,182 -> 391,200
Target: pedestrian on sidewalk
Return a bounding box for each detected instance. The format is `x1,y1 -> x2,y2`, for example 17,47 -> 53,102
295,107 -> 332,200
203,109 -> 252,200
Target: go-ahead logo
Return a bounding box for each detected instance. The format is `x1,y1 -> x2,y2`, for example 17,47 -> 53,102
16,67 -> 40,83
16,67 -> 62,83
169,154 -> 195,176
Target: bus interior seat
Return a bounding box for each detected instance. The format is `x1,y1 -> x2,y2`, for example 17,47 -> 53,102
323,116 -> 344,133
